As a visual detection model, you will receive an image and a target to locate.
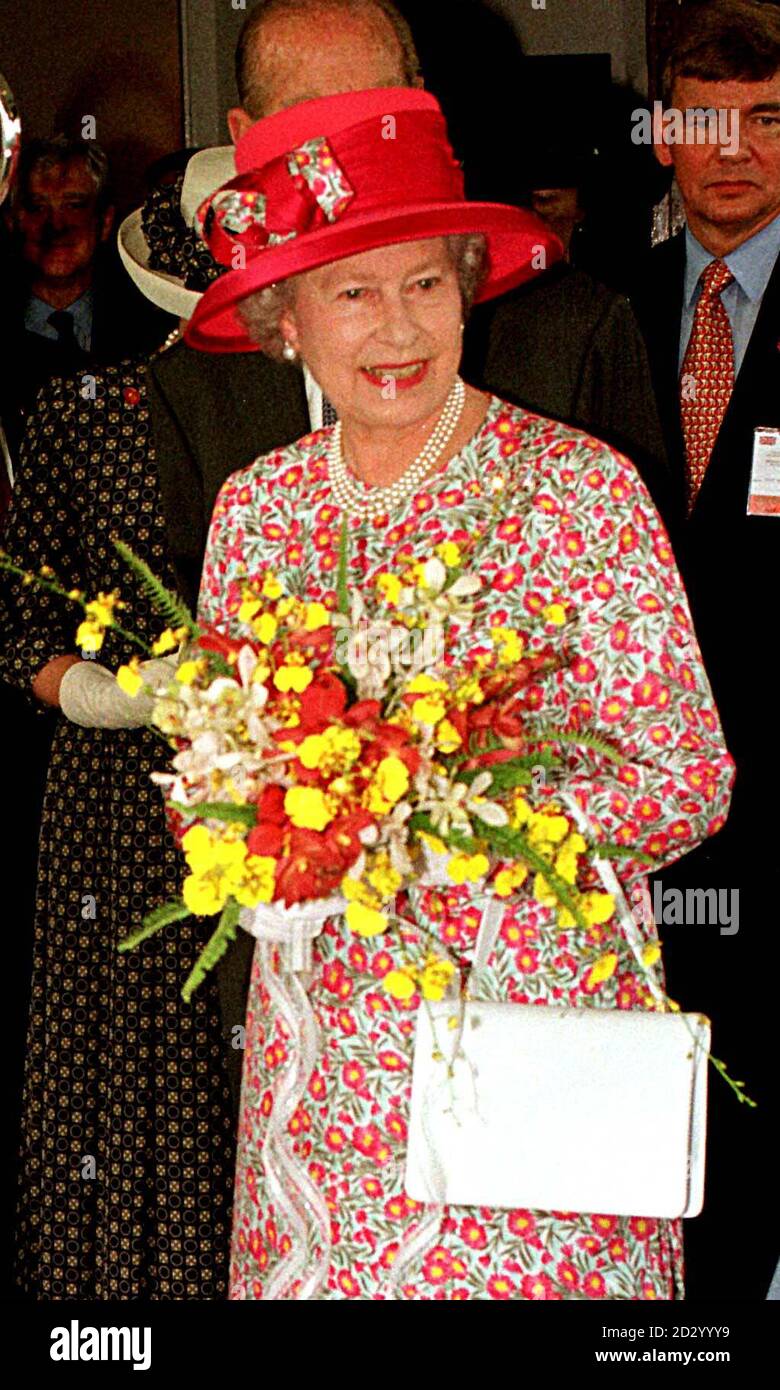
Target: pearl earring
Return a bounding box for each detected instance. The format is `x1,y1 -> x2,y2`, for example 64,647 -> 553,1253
282,340 -> 298,362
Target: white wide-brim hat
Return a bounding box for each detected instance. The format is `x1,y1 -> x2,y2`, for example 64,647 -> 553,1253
118,146 -> 236,318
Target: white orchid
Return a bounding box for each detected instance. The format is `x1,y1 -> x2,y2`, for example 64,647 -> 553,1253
416,769 -> 508,838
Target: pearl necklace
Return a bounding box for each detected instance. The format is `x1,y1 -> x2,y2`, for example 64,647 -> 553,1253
327,376 -> 466,520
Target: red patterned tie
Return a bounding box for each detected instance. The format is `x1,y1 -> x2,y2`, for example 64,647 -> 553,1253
679,258 -> 735,511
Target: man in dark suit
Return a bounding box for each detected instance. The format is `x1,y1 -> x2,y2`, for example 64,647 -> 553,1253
1,135 -> 169,458
630,0 -> 780,1301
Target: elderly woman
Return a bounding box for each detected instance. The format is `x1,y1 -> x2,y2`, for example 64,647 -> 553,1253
188,89 -> 734,1301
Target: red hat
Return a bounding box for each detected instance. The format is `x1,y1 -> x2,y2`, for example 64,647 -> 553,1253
185,88 -> 562,353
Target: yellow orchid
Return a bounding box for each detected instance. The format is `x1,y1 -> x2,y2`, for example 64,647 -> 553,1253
252,612 -> 278,645
367,853 -> 402,899
494,862 -> 529,898
366,755 -> 409,814
586,953 -> 618,988
116,659 -> 144,697
345,901 -> 387,938
447,852 -> 489,885
434,718 -> 462,753
76,619 -> 105,653
419,955 -> 456,1001
284,786 -> 333,831
232,855 -> 276,907
262,572 -> 283,600
151,628 -> 181,656
176,659 -> 207,686
238,597 -> 262,623
274,661 -> 313,694
382,969 -> 417,1001
435,541 -> 461,567
304,602 -> 330,631
375,572 -> 402,606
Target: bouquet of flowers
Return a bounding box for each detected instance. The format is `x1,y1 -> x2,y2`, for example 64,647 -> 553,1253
0,527 -> 753,1111
80,528 -> 659,1011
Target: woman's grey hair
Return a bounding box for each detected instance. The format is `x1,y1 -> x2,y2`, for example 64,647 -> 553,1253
237,232 -> 488,361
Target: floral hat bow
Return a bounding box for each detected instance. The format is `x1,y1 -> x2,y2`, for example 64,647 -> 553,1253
199,137 -> 355,267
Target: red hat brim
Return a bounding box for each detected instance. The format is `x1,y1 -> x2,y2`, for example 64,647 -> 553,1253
185,204 -> 562,353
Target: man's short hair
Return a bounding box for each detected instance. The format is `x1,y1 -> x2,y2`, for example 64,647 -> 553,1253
661,0 -> 780,106
235,0 -> 422,117
14,135 -> 112,215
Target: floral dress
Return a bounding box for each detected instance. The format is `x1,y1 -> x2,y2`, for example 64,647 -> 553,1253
198,396 -> 734,1301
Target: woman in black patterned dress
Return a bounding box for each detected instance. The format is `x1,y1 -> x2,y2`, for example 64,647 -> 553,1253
0,173 -> 235,1300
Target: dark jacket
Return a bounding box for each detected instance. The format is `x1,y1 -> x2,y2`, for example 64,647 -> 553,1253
629,233 -> 780,783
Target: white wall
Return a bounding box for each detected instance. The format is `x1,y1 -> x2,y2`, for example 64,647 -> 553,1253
485,0 -> 649,93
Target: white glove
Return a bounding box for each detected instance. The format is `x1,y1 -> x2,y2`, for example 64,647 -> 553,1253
59,657 -> 178,729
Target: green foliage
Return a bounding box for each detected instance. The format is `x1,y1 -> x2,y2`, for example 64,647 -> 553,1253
529,724 -> 626,766
453,749 -> 559,792
595,841 -> 657,866
182,899 -> 242,1002
118,898 -> 193,952
408,812 -> 587,929
169,800 -> 258,828
113,538 -> 198,634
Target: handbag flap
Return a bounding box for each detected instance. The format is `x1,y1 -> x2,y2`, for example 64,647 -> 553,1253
405,1000 -> 709,1218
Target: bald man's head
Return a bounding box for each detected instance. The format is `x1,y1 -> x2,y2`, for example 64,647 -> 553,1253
229,0 -> 422,142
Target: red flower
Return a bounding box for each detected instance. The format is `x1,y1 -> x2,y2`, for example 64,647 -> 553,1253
324,1125 -> 347,1153
246,822 -> 284,857
342,1061 -> 366,1091
353,1124 -> 382,1158
378,1050 -> 406,1072
336,1269 -> 361,1297
583,1271 -> 607,1298
196,624 -> 245,662
632,673 -> 664,707
520,1271 -> 556,1300
628,1217 -> 657,1241
507,1210 -> 536,1239
459,1217 -> 487,1250
591,1214 -> 618,1238
571,656 -> 598,683
557,1260 -> 580,1290
487,1274 -> 517,1299
422,1246 -> 454,1285
494,565 -> 524,592
337,1008 -> 356,1035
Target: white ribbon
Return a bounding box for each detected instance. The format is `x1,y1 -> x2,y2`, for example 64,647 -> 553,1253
236,896 -> 346,1300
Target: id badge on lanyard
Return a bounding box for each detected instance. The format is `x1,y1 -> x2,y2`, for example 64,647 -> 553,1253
747,427 -> 780,515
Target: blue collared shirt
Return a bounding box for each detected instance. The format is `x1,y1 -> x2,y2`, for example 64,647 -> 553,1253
24,289 -> 93,352
679,213 -> 780,378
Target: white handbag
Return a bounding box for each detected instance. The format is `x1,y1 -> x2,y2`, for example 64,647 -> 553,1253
405,815 -> 710,1220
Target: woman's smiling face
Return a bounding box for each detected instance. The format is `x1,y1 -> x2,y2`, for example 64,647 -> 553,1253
280,237 -> 464,430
